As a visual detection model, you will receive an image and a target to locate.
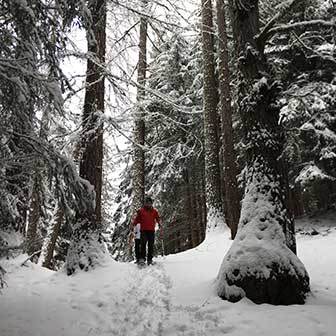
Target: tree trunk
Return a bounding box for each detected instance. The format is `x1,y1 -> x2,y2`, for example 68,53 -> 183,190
79,0 -> 106,226
185,169 -> 197,248
200,164 -> 207,240
25,100 -> 50,257
201,0 -> 224,225
66,0 -> 107,275
132,0 -> 148,214
216,0 -> 241,239
25,175 -> 42,256
216,0 -> 309,304
38,203 -> 64,269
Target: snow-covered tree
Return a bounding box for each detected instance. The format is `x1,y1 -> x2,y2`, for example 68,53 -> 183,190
0,0 -> 100,280
65,0 -> 108,275
272,0 -> 336,215
200,0 -> 224,227
145,30 -> 207,253
216,0 -> 310,304
132,0 -> 148,217
216,0 -> 241,239
108,162 -> 133,261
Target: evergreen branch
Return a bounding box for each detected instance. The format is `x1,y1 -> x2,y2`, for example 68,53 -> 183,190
256,0 -> 299,50
292,31 -> 336,66
258,19 -> 336,51
269,20 -> 336,37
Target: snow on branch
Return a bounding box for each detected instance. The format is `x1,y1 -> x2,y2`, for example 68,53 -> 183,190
256,0 -> 298,49
256,0 -> 335,51
268,19 -> 336,37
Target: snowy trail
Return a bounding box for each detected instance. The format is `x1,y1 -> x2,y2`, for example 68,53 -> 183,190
110,262 -> 172,336
1,225 -> 336,336
0,258 -> 174,336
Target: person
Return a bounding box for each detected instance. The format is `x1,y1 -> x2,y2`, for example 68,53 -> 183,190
132,196 -> 161,265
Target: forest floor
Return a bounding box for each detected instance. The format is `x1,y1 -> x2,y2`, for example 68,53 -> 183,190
1,213 -> 336,336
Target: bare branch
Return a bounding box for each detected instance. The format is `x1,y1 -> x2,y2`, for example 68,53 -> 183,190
110,0 -> 183,29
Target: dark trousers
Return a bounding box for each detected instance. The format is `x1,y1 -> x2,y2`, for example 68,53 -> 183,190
140,230 -> 155,263
135,239 -> 141,262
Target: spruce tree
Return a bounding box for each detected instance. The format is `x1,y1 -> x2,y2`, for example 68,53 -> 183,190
145,31 -> 206,252
216,0 -> 310,304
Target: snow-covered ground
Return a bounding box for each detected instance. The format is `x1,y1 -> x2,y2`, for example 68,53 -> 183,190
1,217 -> 336,336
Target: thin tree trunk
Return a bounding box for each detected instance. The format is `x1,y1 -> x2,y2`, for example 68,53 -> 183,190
39,204 -> 64,269
25,101 -> 50,256
185,169 -> 197,248
216,0 -> 241,239
200,165 -> 207,238
201,0 -> 224,224
191,175 -> 200,246
132,0 -> 148,214
26,175 -> 42,256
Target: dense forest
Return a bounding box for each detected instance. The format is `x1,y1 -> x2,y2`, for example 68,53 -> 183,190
1,0 -> 335,306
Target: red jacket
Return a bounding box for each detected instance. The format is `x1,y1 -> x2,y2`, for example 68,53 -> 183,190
133,207 -> 160,231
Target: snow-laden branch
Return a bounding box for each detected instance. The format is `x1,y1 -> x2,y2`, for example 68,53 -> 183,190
256,0 -> 335,51
268,19 -> 336,37
257,19 -> 335,52
292,31 -> 336,66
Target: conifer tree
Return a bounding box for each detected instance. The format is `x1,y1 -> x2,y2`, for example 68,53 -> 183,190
145,32 -> 206,252
132,0 -> 148,215
216,0 -> 310,304
216,0 -> 241,239
66,0 -> 107,274
200,0 -> 224,226
0,0 -> 97,278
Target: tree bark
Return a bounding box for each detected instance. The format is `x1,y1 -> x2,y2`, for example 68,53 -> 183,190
216,0 -> 309,304
132,0 -> 148,214
185,169 -> 197,248
66,0 -> 107,275
201,0 -> 224,224
25,175 -> 42,256
216,0 -> 241,239
79,0 -> 106,227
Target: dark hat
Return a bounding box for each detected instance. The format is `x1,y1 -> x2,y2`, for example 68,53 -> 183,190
144,196 -> 153,204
